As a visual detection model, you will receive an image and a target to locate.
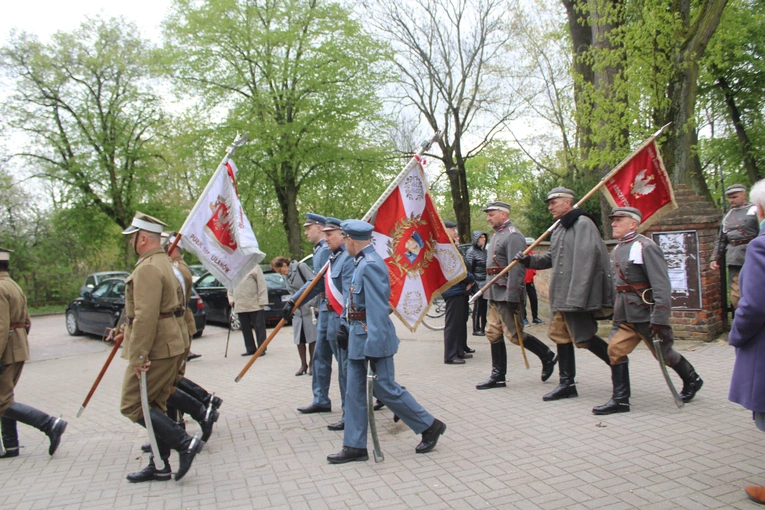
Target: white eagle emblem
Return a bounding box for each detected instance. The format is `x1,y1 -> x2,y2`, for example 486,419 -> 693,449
630,169 -> 656,198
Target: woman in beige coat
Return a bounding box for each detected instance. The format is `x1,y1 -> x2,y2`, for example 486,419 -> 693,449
229,265 -> 269,356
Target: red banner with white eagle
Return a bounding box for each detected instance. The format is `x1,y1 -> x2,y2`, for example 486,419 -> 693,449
601,137 -> 677,230
366,153 -> 467,331
178,145 -> 265,290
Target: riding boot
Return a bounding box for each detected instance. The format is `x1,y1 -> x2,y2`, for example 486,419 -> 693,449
476,339 -> 507,389
672,357 -> 704,402
0,417 -> 19,458
522,334 -> 557,382
543,343 -> 578,401
147,408 -> 203,481
586,335 -> 611,365
177,378 -> 222,410
2,402 -> 67,455
592,361 -> 631,414
168,388 -> 218,442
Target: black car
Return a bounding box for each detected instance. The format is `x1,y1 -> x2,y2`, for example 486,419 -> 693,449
193,267 -> 291,329
79,271 -> 130,297
65,277 -> 206,338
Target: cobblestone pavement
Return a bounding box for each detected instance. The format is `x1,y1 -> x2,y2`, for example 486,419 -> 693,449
1,315 -> 763,509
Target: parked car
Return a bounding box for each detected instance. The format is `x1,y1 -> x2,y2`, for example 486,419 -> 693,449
66,277 -> 206,338
188,264 -> 207,283
193,266 -> 291,329
79,271 -> 130,297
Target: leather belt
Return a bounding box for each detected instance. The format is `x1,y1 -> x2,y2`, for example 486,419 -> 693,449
348,311 -> 366,321
126,310 -> 184,326
326,302 -> 335,313
616,282 -> 650,293
10,322 -> 25,329
730,238 -> 752,247
486,267 -> 504,275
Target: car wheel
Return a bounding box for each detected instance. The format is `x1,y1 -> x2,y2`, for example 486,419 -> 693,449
66,311 -> 82,336
229,309 -> 241,331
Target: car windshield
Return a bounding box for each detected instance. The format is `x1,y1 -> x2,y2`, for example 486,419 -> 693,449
91,281 -> 112,299
264,272 -> 287,289
196,274 -> 222,288
189,265 -> 207,277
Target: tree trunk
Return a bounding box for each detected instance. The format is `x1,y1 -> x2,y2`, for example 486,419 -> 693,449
442,147 -> 471,244
716,75 -> 761,183
275,182 -> 303,259
561,0 -> 594,170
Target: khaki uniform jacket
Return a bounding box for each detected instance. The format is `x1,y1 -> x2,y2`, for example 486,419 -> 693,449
484,220 -> 526,303
529,211 -> 614,313
611,234 -> 672,325
172,256 -> 197,337
713,204 -> 759,267
0,272 -> 30,365
229,265 -> 269,313
121,247 -> 186,366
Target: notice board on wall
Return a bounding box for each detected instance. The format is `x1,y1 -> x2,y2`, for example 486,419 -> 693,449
651,230 -> 702,310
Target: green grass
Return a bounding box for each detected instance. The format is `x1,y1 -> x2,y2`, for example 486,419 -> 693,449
28,304 -> 67,316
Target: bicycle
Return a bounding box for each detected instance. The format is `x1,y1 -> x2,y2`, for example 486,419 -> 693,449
422,296 -> 447,331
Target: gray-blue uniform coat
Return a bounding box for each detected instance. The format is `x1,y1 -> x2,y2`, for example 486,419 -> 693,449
343,244 -> 435,449
292,239 -> 334,407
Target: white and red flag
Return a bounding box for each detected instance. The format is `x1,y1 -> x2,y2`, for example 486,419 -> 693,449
601,127 -> 678,230
365,140 -> 467,331
178,136 -> 265,290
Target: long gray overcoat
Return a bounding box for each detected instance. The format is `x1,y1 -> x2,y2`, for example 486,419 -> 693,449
285,260 -> 317,345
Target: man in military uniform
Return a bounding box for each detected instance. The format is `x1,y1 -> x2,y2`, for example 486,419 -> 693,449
119,213 -> 203,482
135,234 -> 220,454
285,218 -> 355,429
711,184 -> 759,310
327,220 -> 446,463
516,188 -> 614,402
286,213 -> 335,414
0,247 -> 67,459
476,201 -> 557,389
593,207 -> 703,414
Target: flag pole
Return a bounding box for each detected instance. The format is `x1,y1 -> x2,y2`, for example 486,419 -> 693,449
362,131 -> 443,222
470,123 -> 672,304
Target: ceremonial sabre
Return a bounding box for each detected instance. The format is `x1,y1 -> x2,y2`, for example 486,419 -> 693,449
651,333 -> 684,408
511,310 -> 530,369
224,325 -> 231,358
205,392 -> 217,422
140,371 -> 167,470
367,363 -> 384,463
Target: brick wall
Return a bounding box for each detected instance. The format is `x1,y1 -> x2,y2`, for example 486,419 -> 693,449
529,185 -> 723,341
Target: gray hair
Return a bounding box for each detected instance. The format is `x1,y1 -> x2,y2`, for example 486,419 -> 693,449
750,179 -> 765,209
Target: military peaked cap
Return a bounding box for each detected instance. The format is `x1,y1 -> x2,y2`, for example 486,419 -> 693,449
482,201 -> 511,213
0,247 -> 13,261
121,212 -> 168,235
341,219 -> 374,240
608,206 -> 643,223
443,220 -> 458,228
545,187 -> 575,203
322,217 -> 343,231
303,213 -> 326,227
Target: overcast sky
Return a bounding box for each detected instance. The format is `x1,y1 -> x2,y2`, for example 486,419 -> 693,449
1,0 -> 172,43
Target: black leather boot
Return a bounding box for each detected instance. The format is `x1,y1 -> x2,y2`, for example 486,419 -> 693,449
3,402 -> 67,455
586,336 -> 611,365
592,362 -> 631,414
0,417 -> 19,458
673,357 -> 703,402
177,378 -> 223,410
168,389 -> 218,442
327,446 -> 369,464
127,456 -> 172,483
476,339 -> 507,389
522,335 -> 557,382
543,343 -> 578,401
147,409 -> 203,481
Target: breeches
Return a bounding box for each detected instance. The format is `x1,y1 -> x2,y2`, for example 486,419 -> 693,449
608,321 -> 681,366
120,355 -> 183,423
485,301 -> 525,345
0,362 -> 23,415
729,267 -> 741,309
547,312 -> 598,345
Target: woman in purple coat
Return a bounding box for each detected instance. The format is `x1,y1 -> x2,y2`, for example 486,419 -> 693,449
728,179 -> 765,504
